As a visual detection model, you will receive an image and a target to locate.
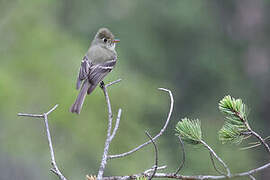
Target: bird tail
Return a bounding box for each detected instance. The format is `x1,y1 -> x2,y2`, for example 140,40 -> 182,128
70,81 -> 91,114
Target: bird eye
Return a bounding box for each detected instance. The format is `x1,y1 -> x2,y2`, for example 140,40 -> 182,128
103,38 -> 107,43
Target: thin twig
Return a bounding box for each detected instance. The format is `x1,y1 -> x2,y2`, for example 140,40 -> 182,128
233,161 -> 270,177
209,152 -> 226,176
174,136 -> 185,175
18,113 -> 44,118
97,84 -> 114,180
110,109 -> 122,141
105,79 -> 122,88
46,104 -> 59,115
44,113 -> 66,180
108,88 -> 174,159
144,165 -> 167,174
97,80 -> 122,180
18,105 -> 67,180
200,140 -> 231,177
145,131 -> 158,180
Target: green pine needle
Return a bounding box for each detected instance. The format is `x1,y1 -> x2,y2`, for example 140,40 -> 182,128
175,118 -> 202,145
219,95 -> 247,123
219,123 -> 245,144
218,95 -> 249,144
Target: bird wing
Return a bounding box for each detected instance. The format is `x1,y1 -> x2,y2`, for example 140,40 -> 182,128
89,58 -> 117,85
86,58 -> 117,94
76,56 -> 92,90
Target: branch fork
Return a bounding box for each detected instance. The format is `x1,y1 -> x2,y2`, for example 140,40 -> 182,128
97,82 -> 174,180
18,104 -> 67,180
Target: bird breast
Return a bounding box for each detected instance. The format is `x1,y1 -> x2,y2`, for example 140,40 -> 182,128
87,45 -> 116,64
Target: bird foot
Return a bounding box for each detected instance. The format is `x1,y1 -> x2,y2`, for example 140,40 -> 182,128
100,81 -> 105,89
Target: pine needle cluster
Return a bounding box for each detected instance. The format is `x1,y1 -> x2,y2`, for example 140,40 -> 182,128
218,95 -> 250,144
175,118 -> 202,144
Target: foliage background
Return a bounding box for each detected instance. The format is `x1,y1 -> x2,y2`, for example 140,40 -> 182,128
1,0 -> 270,179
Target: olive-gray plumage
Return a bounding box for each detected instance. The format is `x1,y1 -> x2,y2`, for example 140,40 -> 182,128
70,28 -> 119,114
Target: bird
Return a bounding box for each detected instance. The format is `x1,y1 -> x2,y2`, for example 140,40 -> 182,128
70,28 -> 120,114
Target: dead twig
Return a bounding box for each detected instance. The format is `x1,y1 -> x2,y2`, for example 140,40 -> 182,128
145,131 -> 158,180
97,80 -> 122,180
174,136 -> 185,175
103,161 -> 270,180
110,109 -> 122,141
18,104 -> 67,180
200,140 -> 231,177
108,88 -> 174,159
209,152 -> 226,176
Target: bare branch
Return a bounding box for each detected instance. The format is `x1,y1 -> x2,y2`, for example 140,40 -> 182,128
103,161 -> 270,180
97,80 -> 122,180
209,152 -> 225,176
17,104 -> 59,118
144,165 -> 167,174
105,79 -> 122,88
97,84 -> 114,180
200,140 -> 231,177
18,105 -> 67,180
174,136 -> 185,175
233,162 -> 270,178
103,173 -> 225,180
110,109 -> 122,141
44,113 -> 67,180
18,113 -> 44,118
108,88 -> 174,159
145,131 -> 158,180
46,104 -> 59,115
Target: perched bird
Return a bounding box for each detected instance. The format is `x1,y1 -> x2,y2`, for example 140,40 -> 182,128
70,28 -> 120,114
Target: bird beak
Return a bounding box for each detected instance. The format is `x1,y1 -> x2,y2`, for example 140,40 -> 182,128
113,39 -> 120,43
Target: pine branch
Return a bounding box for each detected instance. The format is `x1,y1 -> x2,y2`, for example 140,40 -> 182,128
175,118 -> 202,145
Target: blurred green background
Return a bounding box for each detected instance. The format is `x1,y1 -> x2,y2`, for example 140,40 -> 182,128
1,0 -> 270,179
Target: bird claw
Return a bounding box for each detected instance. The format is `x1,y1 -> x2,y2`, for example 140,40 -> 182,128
100,81 -> 105,89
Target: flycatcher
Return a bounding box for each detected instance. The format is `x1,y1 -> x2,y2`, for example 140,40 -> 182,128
70,28 -> 120,114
